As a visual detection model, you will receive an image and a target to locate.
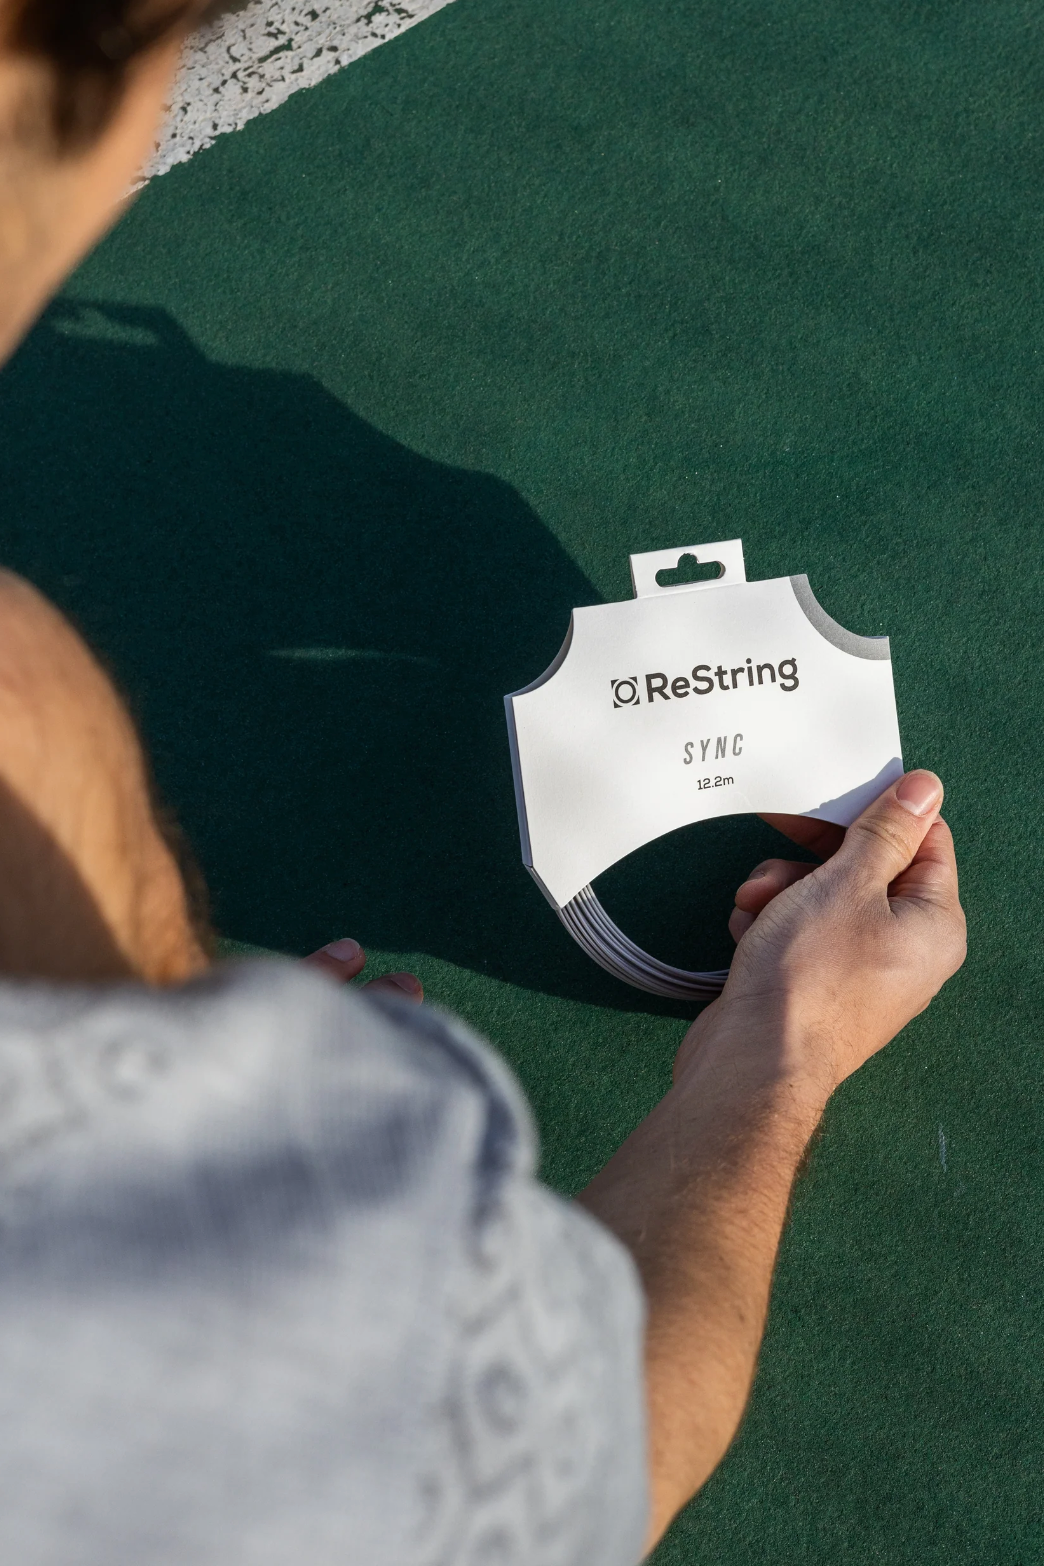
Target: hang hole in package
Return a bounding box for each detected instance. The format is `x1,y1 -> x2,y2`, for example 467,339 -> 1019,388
504,540 -> 903,1002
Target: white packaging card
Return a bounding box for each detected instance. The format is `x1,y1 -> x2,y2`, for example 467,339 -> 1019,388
505,540 -> 902,915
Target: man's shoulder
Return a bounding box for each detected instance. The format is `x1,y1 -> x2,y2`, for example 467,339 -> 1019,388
0,958 -> 535,1211
0,961 -> 648,1566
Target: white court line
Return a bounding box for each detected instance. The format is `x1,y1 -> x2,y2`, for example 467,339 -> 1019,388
143,0 -> 458,179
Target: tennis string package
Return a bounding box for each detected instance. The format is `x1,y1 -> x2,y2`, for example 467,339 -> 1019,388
504,540 -> 902,1001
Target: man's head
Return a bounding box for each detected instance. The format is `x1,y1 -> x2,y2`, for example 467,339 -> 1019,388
0,0 -> 194,361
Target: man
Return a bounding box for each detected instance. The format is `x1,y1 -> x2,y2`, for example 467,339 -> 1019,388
0,0 -> 966,1559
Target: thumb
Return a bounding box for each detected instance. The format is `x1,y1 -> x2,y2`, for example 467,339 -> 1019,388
834,770 -> 944,889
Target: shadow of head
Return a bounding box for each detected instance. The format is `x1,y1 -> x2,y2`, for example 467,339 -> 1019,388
2,300 -> 697,1006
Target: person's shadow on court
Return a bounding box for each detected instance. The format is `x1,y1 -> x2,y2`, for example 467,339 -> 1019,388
0,300 -> 775,1008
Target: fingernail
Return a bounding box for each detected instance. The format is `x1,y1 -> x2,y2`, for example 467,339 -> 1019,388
323,938 -> 361,961
388,972 -> 422,996
895,771 -> 943,817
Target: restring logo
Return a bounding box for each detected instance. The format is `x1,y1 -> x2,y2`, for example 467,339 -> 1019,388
611,677 -> 641,708
612,658 -> 799,707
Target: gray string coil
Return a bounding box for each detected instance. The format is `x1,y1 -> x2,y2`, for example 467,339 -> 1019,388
557,885 -> 729,1001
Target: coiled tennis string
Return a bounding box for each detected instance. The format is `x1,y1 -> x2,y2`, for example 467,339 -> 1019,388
557,884 -> 729,1001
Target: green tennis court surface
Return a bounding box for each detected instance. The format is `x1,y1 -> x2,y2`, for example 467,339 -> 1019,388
2,0 -> 1042,1557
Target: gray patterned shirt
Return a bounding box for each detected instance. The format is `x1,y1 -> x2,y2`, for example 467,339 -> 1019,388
0,961 -> 648,1565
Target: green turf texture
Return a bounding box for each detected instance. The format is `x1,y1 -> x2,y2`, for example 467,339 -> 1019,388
2,0 -> 1042,1557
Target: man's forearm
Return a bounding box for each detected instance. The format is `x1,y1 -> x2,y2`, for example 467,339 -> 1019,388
580,774 -> 964,1551
578,1009 -> 827,1550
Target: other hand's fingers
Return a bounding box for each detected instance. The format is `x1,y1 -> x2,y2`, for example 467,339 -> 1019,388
834,770 -> 944,890
729,859 -> 818,942
758,814 -> 845,859
301,941 -> 424,1004
302,937 -> 367,982
362,972 -> 424,1004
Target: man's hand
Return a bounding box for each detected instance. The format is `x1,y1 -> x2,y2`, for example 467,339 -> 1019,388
579,771 -> 965,1552
301,939 -> 423,1003
678,769 -> 966,1102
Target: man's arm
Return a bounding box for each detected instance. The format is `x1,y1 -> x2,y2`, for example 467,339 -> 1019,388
579,770 -> 966,1550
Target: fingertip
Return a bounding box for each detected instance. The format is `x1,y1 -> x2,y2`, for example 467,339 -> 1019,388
302,937 -> 368,984
734,859 -> 817,913
387,971 -> 424,1002
363,971 -> 424,1004
895,770 -> 944,818
322,938 -> 363,962
733,868 -> 768,911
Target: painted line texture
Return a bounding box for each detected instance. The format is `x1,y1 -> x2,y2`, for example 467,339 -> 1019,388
144,0 -> 457,179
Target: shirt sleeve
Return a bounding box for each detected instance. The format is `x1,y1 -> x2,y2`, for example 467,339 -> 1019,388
0,960 -> 648,1566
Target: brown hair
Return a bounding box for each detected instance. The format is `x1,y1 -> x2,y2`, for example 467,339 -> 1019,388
6,0 -> 197,152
